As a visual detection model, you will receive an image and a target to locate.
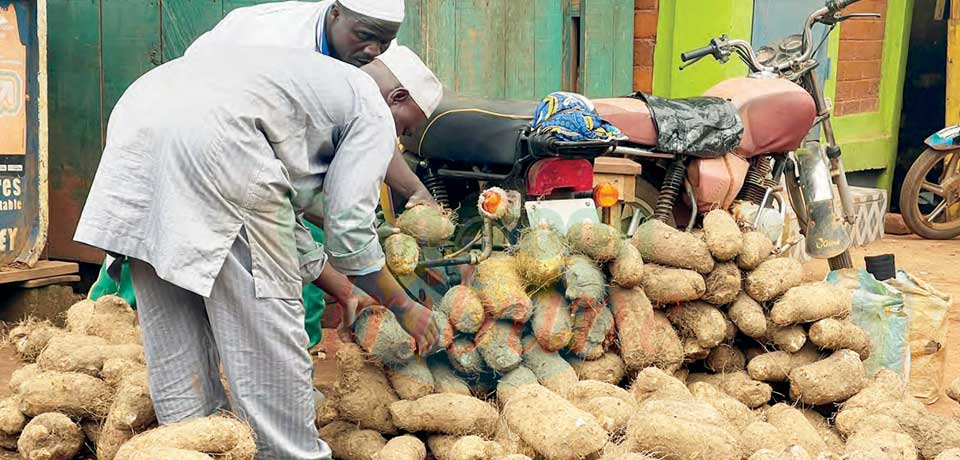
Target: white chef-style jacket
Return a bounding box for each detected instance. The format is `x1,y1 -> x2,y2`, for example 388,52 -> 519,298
187,1 -> 334,56
74,47 -> 396,300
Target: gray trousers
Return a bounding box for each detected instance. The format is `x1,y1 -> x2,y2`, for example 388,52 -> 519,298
129,231 -> 332,460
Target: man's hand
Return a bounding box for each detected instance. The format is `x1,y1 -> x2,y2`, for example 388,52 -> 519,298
396,302 -> 440,355
405,187 -> 438,209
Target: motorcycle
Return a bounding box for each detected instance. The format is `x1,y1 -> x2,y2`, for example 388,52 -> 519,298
392,0 -> 871,301
899,126 -> 960,239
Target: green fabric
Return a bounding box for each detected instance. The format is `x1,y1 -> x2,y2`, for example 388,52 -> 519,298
88,222 -> 328,349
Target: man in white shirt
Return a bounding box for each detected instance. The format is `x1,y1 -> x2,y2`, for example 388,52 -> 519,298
75,45 -> 443,460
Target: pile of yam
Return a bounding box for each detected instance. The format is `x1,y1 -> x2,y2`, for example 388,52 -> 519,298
322,211 -> 959,460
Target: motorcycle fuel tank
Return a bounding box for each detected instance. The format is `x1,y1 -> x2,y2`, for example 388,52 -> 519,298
703,77 -> 817,157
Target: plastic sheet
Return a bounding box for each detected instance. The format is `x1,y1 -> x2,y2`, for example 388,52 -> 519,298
631,93 -> 743,156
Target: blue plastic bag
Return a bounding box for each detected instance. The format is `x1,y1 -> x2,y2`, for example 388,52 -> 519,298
826,269 -> 909,378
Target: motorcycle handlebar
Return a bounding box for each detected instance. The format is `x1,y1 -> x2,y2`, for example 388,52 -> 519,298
826,0 -> 862,12
681,44 -> 716,62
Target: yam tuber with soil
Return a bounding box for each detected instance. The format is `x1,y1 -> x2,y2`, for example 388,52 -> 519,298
37,334 -> 144,376
706,345 -> 746,373
789,349 -> 867,405
747,344 -> 821,383
744,257 -> 804,302
739,421 -> 791,457
8,319 -> 60,362
428,357 -> 473,396
566,221 -> 621,262
471,256 -> 533,322
764,320 -> 807,353
562,255 -> 607,309
688,381 -> 757,433
502,384 -> 607,460
808,318 -> 871,360
446,337 -> 487,376
319,421 -> 386,460
65,296 -> 141,345
515,225 -> 567,287
641,264 -> 706,304
609,287 -> 683,372
385,233 -> 420,276
113,416 -> 257,460
703,209 -> 744,261
98,370 -> 156,460
567,352 -> 626,385
376,435 -> 426,460
9,363 -> 40,394
728,293 -> 768,339
667,301 -> 727,349
632,219 -> 715,273
520,336 -> 579,394
569,305 -> 614,360
687,371 -> 772,408
389,393 -> 498,437
388,359 -> 436,400
628,367 -> 693,404
530,289 -> 574,352
764,404 -> 828,457
702,261 -> 742,306
476,320 -> 524,373
624,398 -> 742,460
610,241 -> 644,288
0,397 -> 25,436
769,282 -> 851,326
17,412 -> 84,460
335,343 -> 399,434
396,205 -> 456,245
353,306 -> 416,367
438,286 -> 486,334
19,371 -> 113,418
738,231 -> 774,270
496,366 -> 538,404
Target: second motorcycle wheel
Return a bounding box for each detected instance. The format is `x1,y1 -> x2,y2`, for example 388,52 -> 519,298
900,148 -> 960,240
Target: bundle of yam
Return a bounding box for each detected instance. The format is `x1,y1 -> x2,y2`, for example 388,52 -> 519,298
332,210 -> 960,460
385,205 -> 458,276
1,295 -> 257,459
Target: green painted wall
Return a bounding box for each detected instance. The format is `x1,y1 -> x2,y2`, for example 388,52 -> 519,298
652,0 -> 914,193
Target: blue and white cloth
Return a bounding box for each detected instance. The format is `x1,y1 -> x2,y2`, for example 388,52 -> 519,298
531,91 -> 626,142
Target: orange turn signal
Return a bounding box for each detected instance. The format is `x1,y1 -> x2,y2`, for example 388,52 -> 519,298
593,183 -> 620,208
481,189 -> 504,214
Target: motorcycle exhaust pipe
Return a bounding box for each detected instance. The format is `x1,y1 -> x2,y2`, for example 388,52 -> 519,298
796,148 -> 852,259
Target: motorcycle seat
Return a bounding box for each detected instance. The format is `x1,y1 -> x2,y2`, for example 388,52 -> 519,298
404,95 -> 615,166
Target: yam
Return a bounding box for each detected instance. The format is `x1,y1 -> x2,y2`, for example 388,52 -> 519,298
610,241 -> 644,288
569,305 -> 614,360
121,447 -> 214,460
37,334 -> 144,376
566,221 -> 621,262
427,435 -> 460,460
447,336 -> 486,376
739,421 -> 790,457
493,417 -> 538,459
738,231 -> 774,271
389,393 -> 498,437
396,204 -> 456,245
748,447 -> 812,460
747,344 -> 821,383
844,428 -> 917,460
385,233 -> 420,276
315,390 -> 340,428
789,349 -> 867,405
353,306 -> 416,367
689,381 -> 757,432
628,367 -> 693,404
949,377 -> 960,404
808,318 -> 871,360
520,336 -> 578,394
8,319 -> 60,361
568,352 -> 626,385
702,262 -> 742,306
937,449 -> 960,460
764,404 -> 828,457
434,309 -> 456,350
744,257 -> 804,302
377,435 -> 426,460
582,396 -> 633,433
449,436 -> 489,460
703,209 -> 744,261
632,219 -> 715,273
515,225 -> 567,286
388,358 -> 435,401
770,282 -> 851,326
609,287 -> 683,372
562,255 -> 607,309
335,343 -> 400,433
101,358 -> 147,387
428,357 -> 472,396
641,264 -> 706,304
320,421 -> 386,460
729,293 -> 768,339
874,400 -> 960,459
683,336 -> 710,363
800,408 -> 845,455
65,296 -> 141,345
502,384 -> 607,460
0,397 -> 25,436
496,366 -> 538,405
765,320 -> 807,353
477,320 -> 523,373
624,398 -> 741,460
530,289 -> 574,352
687,371 -> 773,409
19,371 -> 113,418
471,256 -> 533,322
18,412 -> 84,460
667,301 -> 727,349
438,286 -> 486,334
706,345 -> 746,373
563,379 -> 636,409
98,370 -> 156,460
9,362 -> 41,394
114,416 -> 256,460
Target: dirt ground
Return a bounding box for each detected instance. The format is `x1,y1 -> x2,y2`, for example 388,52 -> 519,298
0,234 -> 957,419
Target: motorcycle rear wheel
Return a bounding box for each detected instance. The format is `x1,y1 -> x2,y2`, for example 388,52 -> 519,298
900,148 -> 960,240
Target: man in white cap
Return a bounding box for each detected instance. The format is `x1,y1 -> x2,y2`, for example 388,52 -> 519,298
74,44 -> 443,460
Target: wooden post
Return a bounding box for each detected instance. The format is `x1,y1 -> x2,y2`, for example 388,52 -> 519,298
948,0 -> 960,125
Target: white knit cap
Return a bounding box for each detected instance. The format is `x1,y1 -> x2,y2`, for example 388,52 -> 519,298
338,0 -> 405,23
375,45 -> 443,118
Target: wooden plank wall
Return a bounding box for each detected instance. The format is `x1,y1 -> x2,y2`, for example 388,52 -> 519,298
46,0 -> 634,262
